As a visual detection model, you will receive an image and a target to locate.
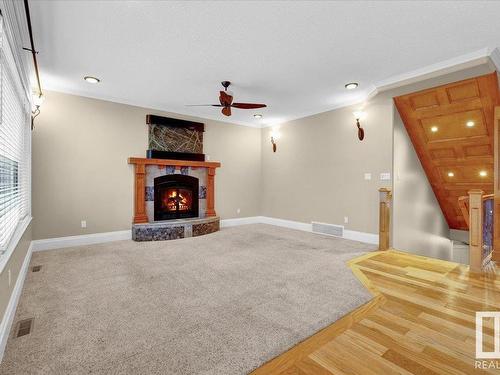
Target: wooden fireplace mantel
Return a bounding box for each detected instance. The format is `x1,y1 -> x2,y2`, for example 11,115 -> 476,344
128,157 -> 221,224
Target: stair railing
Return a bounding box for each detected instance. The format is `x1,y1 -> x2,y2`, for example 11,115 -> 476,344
458,191 -> 494,272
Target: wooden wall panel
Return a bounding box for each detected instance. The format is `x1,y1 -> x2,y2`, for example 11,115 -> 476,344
394,73 -> 499,230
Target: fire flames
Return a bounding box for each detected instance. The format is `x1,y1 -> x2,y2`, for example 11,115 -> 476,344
164,189 -> 191,211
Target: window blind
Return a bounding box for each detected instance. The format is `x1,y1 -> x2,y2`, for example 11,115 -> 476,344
0,14 -> 31,254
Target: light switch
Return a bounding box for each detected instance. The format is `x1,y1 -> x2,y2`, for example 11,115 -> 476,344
380,172 -> 391,181
364,173 -> 372,180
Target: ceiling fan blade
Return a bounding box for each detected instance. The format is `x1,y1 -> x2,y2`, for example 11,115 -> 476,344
219,91 -> 233,106
231,103 -> 267,109
221,106 -> 232,116
186,104 -> 224,107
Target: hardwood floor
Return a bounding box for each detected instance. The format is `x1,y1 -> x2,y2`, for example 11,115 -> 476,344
252,250 -> 500,375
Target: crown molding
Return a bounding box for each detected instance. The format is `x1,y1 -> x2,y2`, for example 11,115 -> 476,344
43,87 -> 263,129
263,47 -> 498,128
45,47 -> 499,130
374,48 -> 493,92
488,47 -> 500,71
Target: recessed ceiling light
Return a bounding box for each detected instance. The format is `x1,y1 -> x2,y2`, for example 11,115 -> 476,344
479,170 -> 488,177
447,172 -> 454,177
345,82 -> 359,90
430,126 -> 438,132
84,76 -> 100,84
466,121 -> 475,127
254,114 -> 262,119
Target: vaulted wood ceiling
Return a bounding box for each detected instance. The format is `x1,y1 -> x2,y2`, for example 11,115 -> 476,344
394,73 -> 500,230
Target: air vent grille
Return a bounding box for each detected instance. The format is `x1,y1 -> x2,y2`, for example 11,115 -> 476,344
312,221 -> 344,237
32,265 -> 41,272
16,318 -> 33,338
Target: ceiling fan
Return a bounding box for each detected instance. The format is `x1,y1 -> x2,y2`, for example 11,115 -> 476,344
188,81 -> 266,117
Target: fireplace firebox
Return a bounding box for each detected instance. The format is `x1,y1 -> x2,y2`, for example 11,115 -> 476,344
154,174 -> 199,220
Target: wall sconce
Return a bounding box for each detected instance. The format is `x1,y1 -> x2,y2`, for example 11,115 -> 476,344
270,128 -> 280,152
31,92 -> 44,129
353,111 -> 366,141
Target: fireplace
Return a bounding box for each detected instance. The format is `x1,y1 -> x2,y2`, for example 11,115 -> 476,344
154,174 -> 199,220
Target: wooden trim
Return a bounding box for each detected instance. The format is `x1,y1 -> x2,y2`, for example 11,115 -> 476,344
457,196 -> 470,227
128,157 -> 220,168
133,164 -> 148,224
378,188 -> 391,251
206,167 -> 216,217
250,294 -> 385,375
494,106 -> 500,261
468,189 -> 483,272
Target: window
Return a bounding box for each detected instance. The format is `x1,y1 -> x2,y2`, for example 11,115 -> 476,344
0,14 -> 31,255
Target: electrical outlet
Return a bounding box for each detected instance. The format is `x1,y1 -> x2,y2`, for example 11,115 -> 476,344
344,216 -> 349,224
206,155 -> 210,161
364,173 -> 371,180
8,269 -> 11,287
236,208 -> 241,214
81,220 -> 87,228
380,172 -> 391,181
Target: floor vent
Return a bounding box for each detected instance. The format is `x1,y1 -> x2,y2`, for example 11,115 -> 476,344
32,265 -> 42,272
312,221 -> 344,237
16,318 -> 34,338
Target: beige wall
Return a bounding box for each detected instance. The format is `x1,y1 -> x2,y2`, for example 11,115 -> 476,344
0,223 -> 32,324
392,110 -> 452,259
33,91 -> 262,240
260,97 -> 393,234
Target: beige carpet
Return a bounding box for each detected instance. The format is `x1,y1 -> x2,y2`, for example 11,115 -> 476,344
0,224 -> 375,375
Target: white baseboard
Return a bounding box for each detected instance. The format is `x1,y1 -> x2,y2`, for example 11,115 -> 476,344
32,230 -> 132,252
222,216 -> 377,244
0,242 -> 33,363
343,229 -> 379,245
220,216 -> 262,227
259,216 -> 313,232
31,216 -> 378,252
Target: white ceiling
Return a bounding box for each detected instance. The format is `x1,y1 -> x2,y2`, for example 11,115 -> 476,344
30,1 -> 500,127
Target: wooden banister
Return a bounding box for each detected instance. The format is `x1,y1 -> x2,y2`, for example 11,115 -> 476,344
378,188 -> 391,251
494,106 -> 500,262
457,193 -> 494,228
458,196 -> 470,227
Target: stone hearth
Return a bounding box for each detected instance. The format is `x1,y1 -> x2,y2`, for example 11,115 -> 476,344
132,216 -> 220,241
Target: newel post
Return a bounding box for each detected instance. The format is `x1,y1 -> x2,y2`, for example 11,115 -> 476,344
493,106 -> 500,262
468,189 -> 484,273
378,188 -> 392,251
